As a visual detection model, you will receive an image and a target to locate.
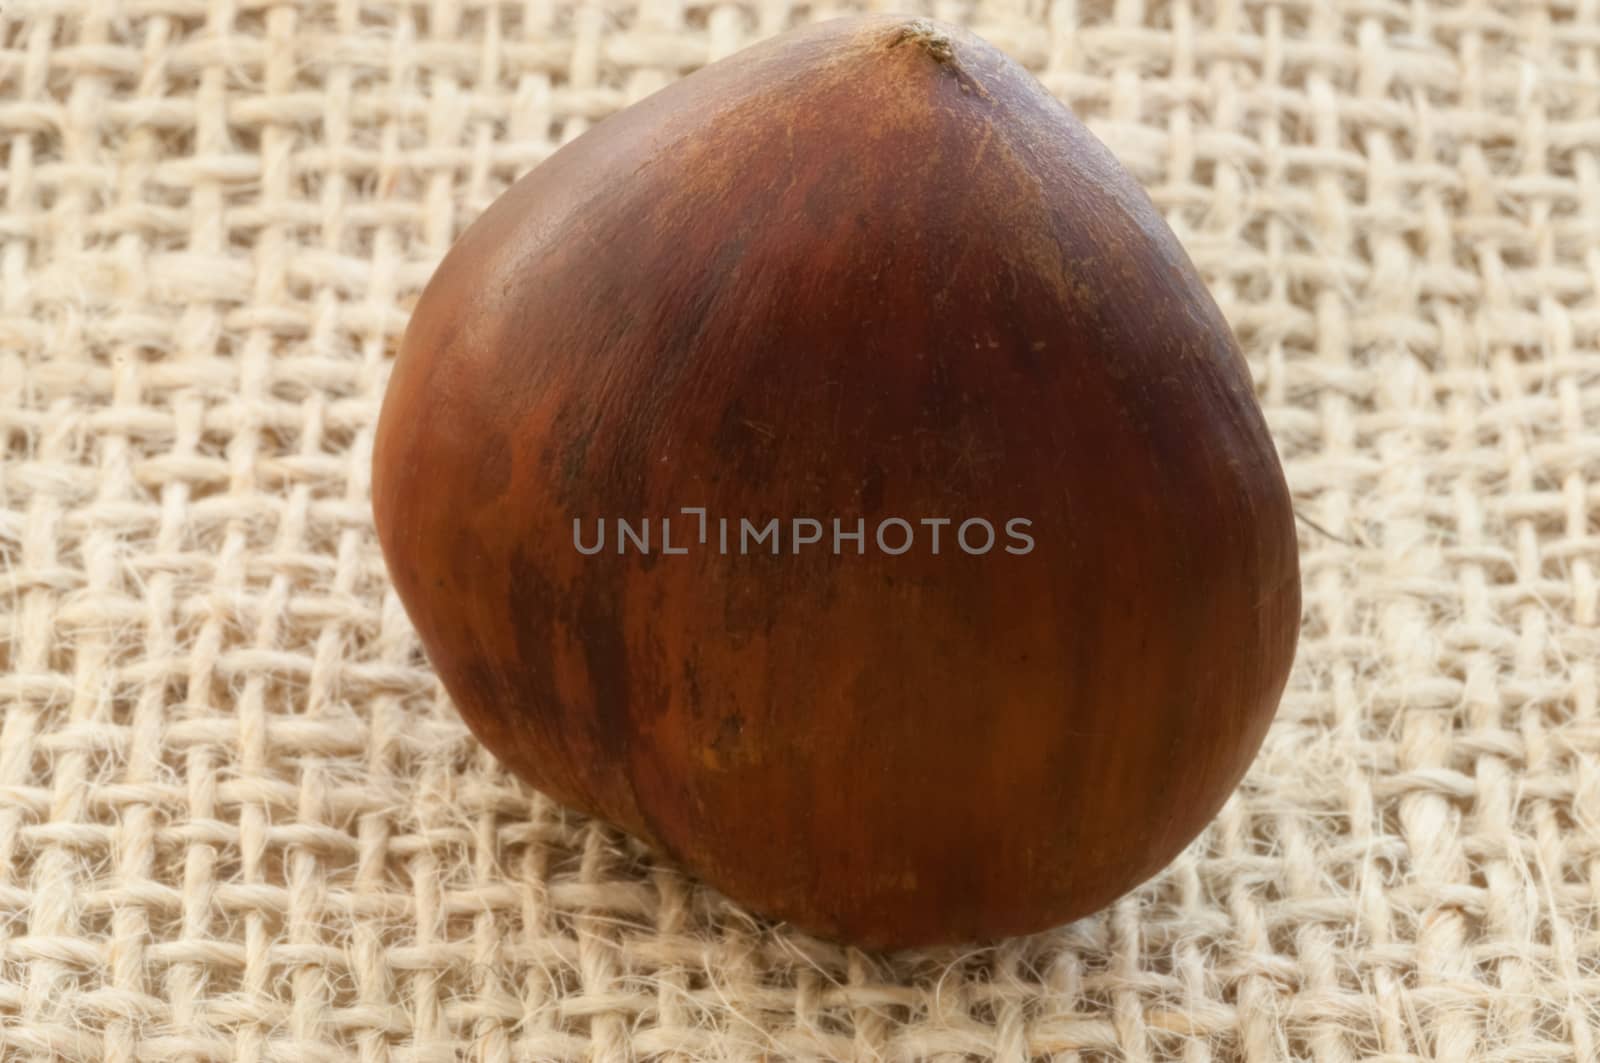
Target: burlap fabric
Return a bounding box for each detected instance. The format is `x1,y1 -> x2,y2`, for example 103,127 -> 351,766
3,0 -> 1597,1059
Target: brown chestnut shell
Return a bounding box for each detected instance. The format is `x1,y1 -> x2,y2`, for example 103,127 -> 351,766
372,14 -> 1301,949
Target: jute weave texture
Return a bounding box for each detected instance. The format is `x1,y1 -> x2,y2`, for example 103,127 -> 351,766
3,0 -> 1599,1059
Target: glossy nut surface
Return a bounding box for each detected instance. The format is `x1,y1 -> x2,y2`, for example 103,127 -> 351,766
372,14 -> 1301,950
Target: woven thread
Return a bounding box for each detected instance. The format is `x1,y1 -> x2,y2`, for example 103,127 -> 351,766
2,0 -> 1599,1058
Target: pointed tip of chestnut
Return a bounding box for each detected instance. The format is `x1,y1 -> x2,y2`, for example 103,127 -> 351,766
373,14 -> 1300,950
885,18 -> 957,61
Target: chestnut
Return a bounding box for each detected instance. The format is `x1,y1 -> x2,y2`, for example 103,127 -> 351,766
372,14 -> 1300,949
